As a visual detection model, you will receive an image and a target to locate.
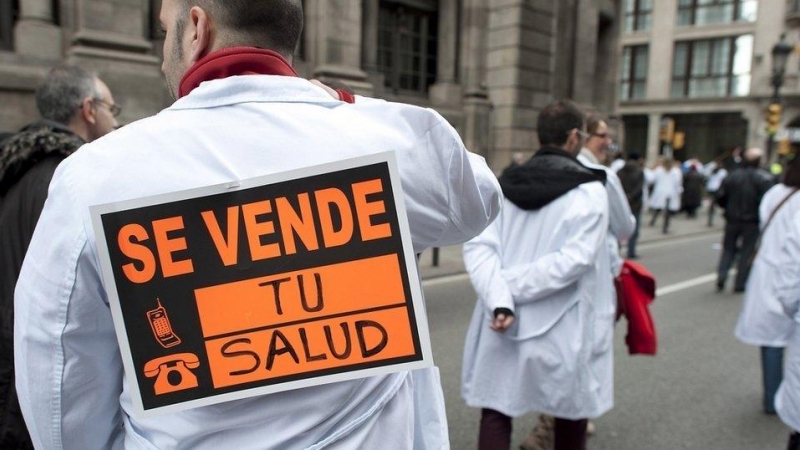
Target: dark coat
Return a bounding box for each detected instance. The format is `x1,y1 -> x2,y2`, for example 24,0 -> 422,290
617,161 -> 645,214
716,167 -> 775,224
681,169 -> 704,210
0,122 -> 83,449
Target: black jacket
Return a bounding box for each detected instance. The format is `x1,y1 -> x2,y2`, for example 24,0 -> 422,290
498,146 -> 606,211
0,121 -> 83,449
715,166 -> 775,224
617,161 -> 645,214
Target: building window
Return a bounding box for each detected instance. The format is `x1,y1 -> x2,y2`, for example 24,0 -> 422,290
377,1 -> 438,95
677,0 -> 757,26
0,0 -> 19,51
792,0 -> 800,15
620,45 -> 649,101
671,35 -> 753,98
623,0 -> 652,33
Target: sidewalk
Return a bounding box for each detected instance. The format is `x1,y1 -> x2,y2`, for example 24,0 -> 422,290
418,202 -> 724,280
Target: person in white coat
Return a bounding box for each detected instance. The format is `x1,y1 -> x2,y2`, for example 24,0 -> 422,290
578,115 -> 636,277
13,1 -> 502,449
737,156 -> 800,416
772,211 -> 800,448
648,158 -> 682,233
461,100 -> 611,450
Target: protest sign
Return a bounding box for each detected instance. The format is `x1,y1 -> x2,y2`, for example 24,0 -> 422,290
91,152 -> 431,416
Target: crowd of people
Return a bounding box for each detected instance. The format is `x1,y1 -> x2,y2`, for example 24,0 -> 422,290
0,1 -> 800,450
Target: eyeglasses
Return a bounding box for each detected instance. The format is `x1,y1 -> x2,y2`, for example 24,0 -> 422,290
92,98 -> 122,117
591,132 -> 609,139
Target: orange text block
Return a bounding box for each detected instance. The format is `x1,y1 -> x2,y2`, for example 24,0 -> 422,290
204,307 -> 417,388
194,254 -> 406,338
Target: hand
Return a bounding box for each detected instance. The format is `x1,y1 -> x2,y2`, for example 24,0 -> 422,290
490,310 -> 515,333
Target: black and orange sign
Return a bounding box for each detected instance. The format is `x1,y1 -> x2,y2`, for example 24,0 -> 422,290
91,154 -> 430,415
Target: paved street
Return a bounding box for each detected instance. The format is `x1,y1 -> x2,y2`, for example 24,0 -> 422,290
420,214 -> 792,449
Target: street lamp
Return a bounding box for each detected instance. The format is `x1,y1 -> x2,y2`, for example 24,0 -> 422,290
767,34 -> 794,160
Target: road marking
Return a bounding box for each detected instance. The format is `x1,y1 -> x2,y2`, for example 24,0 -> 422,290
656,270 -> 735,297
629,232 -> 721,251
423,271 -> 735,298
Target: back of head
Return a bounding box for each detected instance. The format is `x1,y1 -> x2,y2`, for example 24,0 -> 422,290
185,0 -> 303,59
627,151 -> 641,161
743,147 -> 763,168
35,65 -> 97,126
537,100 -> 584,147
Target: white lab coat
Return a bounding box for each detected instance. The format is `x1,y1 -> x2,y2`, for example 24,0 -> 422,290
14,76 -> 502,450
735,184 -> 800,347
648,166 -> 683,211
773,210 -> 800,432
461,182 -> 613,419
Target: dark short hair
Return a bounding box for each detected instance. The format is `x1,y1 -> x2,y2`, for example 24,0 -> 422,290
34,65 -> 98,125
627,151 -> 641,161
537,100 -> 584,147
784,153 -> 800,188
182,0 -> 303,58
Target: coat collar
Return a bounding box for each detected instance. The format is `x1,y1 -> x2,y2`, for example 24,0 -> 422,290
178,47 -> 298,99
168,75 -> 345,111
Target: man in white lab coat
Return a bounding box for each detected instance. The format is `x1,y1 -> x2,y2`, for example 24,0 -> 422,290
13,1 -> 502,449
772,207 -> 800,449
462,100 -> 611,450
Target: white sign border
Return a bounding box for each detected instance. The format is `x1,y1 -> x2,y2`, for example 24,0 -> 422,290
90,151 -> 432,418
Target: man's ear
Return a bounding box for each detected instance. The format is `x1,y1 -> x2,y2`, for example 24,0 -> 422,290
81,97 -> 97,125
188,6 -> 211,63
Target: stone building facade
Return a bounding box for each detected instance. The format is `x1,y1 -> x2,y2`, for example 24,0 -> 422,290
617,0 -> 800,164
0,0 -> 622,171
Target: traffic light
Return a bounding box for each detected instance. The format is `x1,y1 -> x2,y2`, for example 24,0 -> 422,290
672,131 -> 685,150
659,118 -> 675,143
778,138 -> 792,156
766,102 -> 782,134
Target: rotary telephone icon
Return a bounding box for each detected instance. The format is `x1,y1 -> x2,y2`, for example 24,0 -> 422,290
143,353 -> 200,395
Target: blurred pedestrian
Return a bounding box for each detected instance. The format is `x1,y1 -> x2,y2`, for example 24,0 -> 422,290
610,152 -> 625,172
618,152 -> 646,259
0,64 -> 118,450
705,162 -> 728,227
648,158 -> 682,233
715,148 -> 775,292
767,204 -> 800,448
462,100 -> 611,450
735,153 -> 800,415
579,115 -> 636,276
682,165 -> 704,218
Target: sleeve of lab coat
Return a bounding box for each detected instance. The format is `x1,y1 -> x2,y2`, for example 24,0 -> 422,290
500,186 -> 609,304
396,114 -> 502,253
775,212 -> 800,319
14,159 -> 123,450
606,170 -> 636,241
463,216 -> 515,314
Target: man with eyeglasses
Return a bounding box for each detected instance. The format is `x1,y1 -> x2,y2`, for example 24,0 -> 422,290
0,64 -> 118,449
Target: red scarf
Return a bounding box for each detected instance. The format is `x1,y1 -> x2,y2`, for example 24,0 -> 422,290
178,47 -> 355,103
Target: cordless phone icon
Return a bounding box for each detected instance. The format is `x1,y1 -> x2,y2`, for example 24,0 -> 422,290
147,298 -> 181,348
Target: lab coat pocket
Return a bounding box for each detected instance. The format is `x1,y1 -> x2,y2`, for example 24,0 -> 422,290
506,294 -> 581,342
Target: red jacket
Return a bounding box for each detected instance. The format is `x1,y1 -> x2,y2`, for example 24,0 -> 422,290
615,260 -> 657,355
